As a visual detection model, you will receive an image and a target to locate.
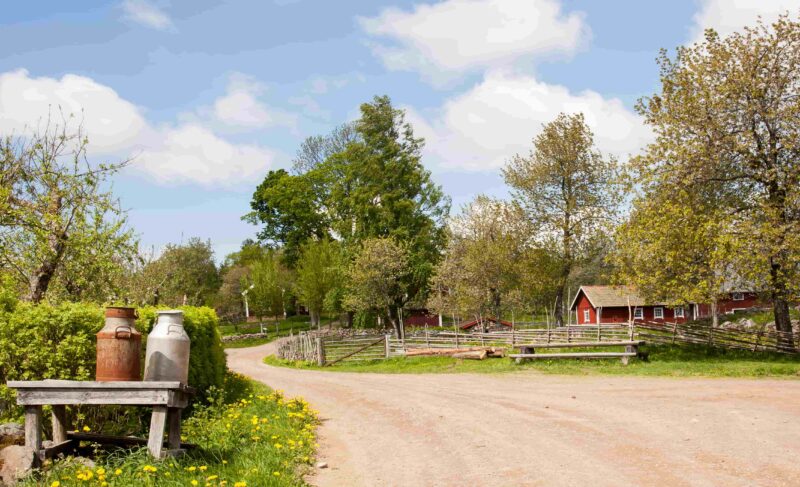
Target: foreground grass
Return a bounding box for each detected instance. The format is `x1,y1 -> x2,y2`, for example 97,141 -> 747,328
264,344 -> 800,378
24,378 -> 319,487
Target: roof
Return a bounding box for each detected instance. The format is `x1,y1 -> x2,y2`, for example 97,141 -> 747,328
459,317 -> 513,330
569,285 -> 651,310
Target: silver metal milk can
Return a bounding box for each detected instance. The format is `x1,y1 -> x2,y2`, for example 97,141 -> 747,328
144,310 -> 191,383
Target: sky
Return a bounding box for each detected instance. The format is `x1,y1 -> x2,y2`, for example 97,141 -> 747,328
2,0 -> 799,260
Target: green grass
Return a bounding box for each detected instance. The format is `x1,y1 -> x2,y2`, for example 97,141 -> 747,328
221,318 -> 318,349
23,377 -> 319,487
264,344 -> 800,378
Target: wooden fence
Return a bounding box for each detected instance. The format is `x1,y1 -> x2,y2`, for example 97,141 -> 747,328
635,321 -> 799,353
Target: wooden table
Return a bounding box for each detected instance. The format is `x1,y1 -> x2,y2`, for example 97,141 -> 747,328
7,380 -> 195,459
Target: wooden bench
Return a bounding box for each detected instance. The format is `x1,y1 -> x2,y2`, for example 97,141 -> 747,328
510,341 -> 645,365
7,380 -> 195,460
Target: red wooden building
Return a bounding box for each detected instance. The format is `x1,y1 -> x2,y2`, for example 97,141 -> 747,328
570,286 -> 764,325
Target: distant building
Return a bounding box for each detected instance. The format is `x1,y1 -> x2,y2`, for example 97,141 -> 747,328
569,285 -> 764,325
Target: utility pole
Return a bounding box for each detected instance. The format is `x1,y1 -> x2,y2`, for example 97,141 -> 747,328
242,284 -> 255,320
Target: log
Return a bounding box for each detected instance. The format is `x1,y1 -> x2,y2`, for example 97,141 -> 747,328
452,350 -> 487,360
405,346 -> 502,357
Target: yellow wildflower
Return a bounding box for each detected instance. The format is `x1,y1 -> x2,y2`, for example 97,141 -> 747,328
191,481 -> 199,486
50,482 -> 60,487
114,469 -> 122,475
82,425 -> 91,432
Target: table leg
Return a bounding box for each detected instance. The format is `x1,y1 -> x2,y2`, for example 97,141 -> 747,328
167,408 -> 182,450
148,406 -> 167,458
24,405 -> 42,452
51,405 -> 68,443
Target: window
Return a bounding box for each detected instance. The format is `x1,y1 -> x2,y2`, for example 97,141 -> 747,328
583,309 -> 590,323
654,307 -> 664,319
633,308 -> 644,320
732,292 -> 744,301
674,306 -> 685,318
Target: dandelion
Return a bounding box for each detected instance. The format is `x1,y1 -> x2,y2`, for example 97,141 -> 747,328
191,480 -> 199,486
199,465 -> 208,471
96,467 -> 106,475
114,469 -> 122,475
273,471 -> 280,476
143,465 -> 158,473
50,482 -> 60,487
187,466 -> 197,472
234,482 -> 247,487
82,425 -> 91,432
207,475 -> 218,481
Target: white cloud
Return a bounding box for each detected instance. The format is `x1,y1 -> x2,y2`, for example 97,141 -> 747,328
0,69 -> 150,152
136,124 -> 275,186
121,0 -> 174,31
358,0 -> 588,81
408,71 -> 652,172
690,0 -> 800,43
0,68 -> 276,186
212,73 -> 296,130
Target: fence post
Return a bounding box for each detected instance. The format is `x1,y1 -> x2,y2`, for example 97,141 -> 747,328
425,325 -> 430,348
672,321 -> 678,344
316,337 -> 326,366
384,334 -> 390,358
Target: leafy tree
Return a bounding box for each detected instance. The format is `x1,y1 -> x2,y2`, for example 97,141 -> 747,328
248,249 -> 291,322
427,197 -> 531,324
344,237 -> 410,335
243,170 -> 329,265
0,122 -> 136,303
142,238 -> 220,307
246,96 -> 450,309
503,113 -> 620,326
214,264 -> 251,323
631,15 -> 800,347
294,239 -> 344,328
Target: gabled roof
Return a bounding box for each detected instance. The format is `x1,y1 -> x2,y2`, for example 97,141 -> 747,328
569,285 -> 650,310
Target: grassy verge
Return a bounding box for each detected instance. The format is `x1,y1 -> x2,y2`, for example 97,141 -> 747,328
264,344 -> 800,378
24,376 -> 319,487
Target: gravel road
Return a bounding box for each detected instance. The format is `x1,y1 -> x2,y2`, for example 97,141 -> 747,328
227,341 -> 800,487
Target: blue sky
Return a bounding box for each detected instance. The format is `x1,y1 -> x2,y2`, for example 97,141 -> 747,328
2,0 -> 797,260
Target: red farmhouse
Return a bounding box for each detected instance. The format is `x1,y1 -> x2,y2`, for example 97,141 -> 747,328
570,285 -> 763,325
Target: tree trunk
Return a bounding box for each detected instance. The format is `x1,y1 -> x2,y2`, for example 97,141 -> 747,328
346,311 -> 354,328
554,287 -> 565,328
710,299 -> 718,330
27,232 -> 68,303
770,258 -> 795,351
310,309 -> 320,330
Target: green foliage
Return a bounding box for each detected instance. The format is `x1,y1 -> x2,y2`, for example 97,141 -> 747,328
246,96 -> 450,307
503,112 -> 620,325
294,239 -> 344,327
344,237 -> 410,333
0,122 -> 137,304
265,344 -> 800,377
248,250 -> 291,320
23,380 -> 319,487
136,306 -> 226,399
0,302 -> 103,415
134,238 -> 221,307
629,15 -> 800,342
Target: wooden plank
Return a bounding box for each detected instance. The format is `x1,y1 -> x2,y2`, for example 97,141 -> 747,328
167,408 -> 182,450
515,341 -> 643,349
8,380 -> 192,391
24,405 -> 42,453
43,439 -> 75,459
15,389 -> 177,406
51,405 -> 68,443
148,406 -> 167,458
508,352 -> 637,359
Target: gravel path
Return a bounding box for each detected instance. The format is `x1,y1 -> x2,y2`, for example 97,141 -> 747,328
226,342 -> 800,487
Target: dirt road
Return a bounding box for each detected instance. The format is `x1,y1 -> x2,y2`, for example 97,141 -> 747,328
227,342 -> 800,487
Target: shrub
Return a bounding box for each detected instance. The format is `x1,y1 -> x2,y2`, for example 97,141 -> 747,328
0,303 -> 226,420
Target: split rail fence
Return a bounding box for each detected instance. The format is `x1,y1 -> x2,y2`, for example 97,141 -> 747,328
636,320 -> 799,353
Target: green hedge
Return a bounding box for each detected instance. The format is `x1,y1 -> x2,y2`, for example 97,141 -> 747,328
0,302 -> 226,419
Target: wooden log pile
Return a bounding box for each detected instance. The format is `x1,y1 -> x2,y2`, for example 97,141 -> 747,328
404,346 -> 505,359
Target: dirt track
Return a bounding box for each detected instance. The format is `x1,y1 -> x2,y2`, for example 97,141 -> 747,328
227,342 -> 800,487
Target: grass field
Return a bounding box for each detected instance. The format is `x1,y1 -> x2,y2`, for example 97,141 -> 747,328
264,343 -> 800,378
24,376 -> 319,487
221,316 -> 316,349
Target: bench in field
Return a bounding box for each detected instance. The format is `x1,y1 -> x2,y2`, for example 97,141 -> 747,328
509,340 -> 645,365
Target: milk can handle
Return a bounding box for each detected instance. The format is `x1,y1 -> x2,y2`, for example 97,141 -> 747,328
114,326 -> 132,339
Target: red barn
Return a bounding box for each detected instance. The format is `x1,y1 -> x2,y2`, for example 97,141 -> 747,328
569,286 -> 695,325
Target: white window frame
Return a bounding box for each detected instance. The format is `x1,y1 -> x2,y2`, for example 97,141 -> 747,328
654,307 -> 664,320
732,292 -> 744,301
583,309 -> 590,323
674,306 -> 685,318
633,308 -> 644,320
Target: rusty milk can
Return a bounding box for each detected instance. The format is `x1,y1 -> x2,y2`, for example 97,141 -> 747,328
96,307 -> 142,381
